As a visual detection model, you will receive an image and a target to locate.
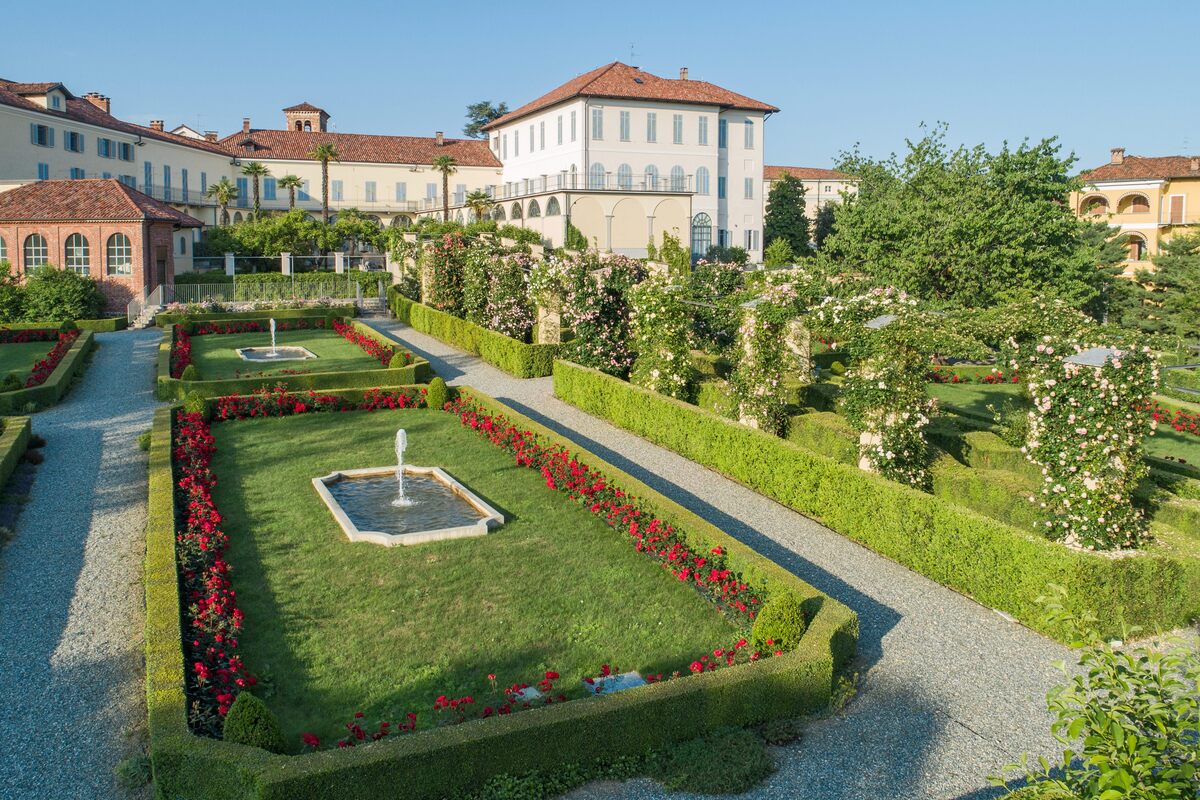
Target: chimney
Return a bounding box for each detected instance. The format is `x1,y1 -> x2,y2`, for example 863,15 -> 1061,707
1191,157 -> 1199,173
1110,147 -> 1125,165
679,67 -> 689,80
242,117 -> 251,134
83,92 -> 110,114
149,119 -> 164,132
435,131 -> 444,146
204,131 -> 218,143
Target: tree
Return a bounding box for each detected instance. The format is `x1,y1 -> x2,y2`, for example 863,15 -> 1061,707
464,189 -> 494,222
813,203 -> 836,250
307,143 -> 340,224
764,174 -> 810,255
240,161 -> 271,219
431,155 -> 457,222
463,101 -> 508,139
205,177 -> 238,226
332,208 -> 383,257
763,237 -> 796,267
277,174 -> 304,210
1109,233 -> 1200,348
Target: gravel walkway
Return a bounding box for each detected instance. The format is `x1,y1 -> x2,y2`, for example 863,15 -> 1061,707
0,330 -> 161,798
366,317 -> 1069,800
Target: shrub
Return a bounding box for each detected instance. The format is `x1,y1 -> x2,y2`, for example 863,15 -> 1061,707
426,376 -> 448,410
387,351 -> 410,370
629,275 -> 692,400
1,372 -> 23,392
222,692 -> 287,754
182,390 -> 207,418
0,261 -> 25,322
750,590 -> 808,652
648,728 -> 774,794
113,754 -> 153,789
763,237 -> 796,267
21,267 -> 105,322
138,431 -> 152,451
179,364 -> 199,382
757,717 -> 803,746
830,360 -> 846,376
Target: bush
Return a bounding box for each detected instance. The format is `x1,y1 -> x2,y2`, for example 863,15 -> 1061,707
751,590 -> 808,652
648,728 -> 774,794
0,261 -> 25,322
179,364 -> 199,382
21,267 -> 105,322
221,692 -> 287,754
183,390 -> 207,418
830,360 -> 846,376
387,351 -> 410,370
113,754 -> 153,789
1,372 -> 23,392
138,431 -> 152,452
426,376 -> 448,410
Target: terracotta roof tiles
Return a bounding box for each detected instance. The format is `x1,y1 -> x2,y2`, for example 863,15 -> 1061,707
0,179 -> 203,226
217,129 -> 502,167
1081,155 -> 1200,182
764,165 -> 853,181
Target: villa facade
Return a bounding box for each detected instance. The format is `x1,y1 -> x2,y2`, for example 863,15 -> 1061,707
762,165 -> 857,222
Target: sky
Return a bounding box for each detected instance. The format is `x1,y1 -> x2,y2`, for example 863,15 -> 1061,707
3,0 -> 1197,172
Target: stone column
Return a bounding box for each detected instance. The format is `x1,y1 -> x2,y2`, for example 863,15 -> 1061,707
419,244 -> 433,302
605,215 -> 614,252
535,293 -> 562,345
529,243 -> 545,260
784,319 -> 813,384
280,251 -> 293,275
224,252 -> 235,277
334,252 -> 345,274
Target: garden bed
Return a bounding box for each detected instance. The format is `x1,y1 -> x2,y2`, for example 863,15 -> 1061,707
0,416 -> 31,491
145,387 -> 856,800
0,329 -> 95,413
156,306 -> 356,327
0,317 -> 127,332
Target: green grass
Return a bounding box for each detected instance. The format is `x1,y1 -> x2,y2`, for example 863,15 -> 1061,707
0,341 -> 55,381
926,381 -> 1023,420
189,329 -> 381,380
211,409 -> 742,749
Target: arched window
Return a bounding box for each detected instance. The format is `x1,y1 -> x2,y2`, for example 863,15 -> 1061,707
545,196 -> 562,216
1081,195 -> 1108,216
617,164 -> 633,190
743,119 -> 754,149
493,205 -> 506,221
691,213 -> 712,259
23,234 -> 48,269
696,166 -> 710,195
528,199 -> 541,218
1125,233 -> 1148,261
569,164 -> 578,188
64,233 -> 90,274
670,166 -> 685,192
645,164 -> 659,190
455,210 -> 464,223
303,121 -> 312,132
233,211 -> 244,223
588,163 -> 606,189
294,121 -> 303,131
1117,193 -> 1151,214
0,236 -> 7,263
511,202 -> 523,220
106,233 -> 133,275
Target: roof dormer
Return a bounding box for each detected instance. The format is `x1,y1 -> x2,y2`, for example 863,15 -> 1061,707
6,82 -> 70,112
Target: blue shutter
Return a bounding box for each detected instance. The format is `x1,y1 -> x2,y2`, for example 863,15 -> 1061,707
47,128 -> 54,148
30,123 -> 36,145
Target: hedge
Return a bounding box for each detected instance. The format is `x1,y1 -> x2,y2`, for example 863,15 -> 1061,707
155,321 -> 431,400
552,360 -> 1200,641
0,329 -> 96,413
388,288 -> 558,378
0,415 -> 31,489
145,392 -> 857,799
0,317 -> 127,332
156,306 -> 357,327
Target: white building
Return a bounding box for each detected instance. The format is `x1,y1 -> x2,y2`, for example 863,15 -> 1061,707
762,166 -> 857,222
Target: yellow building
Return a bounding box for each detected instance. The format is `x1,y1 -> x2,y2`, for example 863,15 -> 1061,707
1075,148 -> 1200,272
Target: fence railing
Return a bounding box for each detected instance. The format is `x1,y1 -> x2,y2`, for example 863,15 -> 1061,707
165,277 -> 383,306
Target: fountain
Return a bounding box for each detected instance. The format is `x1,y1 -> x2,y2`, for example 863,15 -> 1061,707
236,318 -> 319,362
392,429 -> 414,507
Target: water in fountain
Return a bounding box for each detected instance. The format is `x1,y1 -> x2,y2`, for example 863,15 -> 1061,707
269,318 -> 277,357
392,428 -> 414,507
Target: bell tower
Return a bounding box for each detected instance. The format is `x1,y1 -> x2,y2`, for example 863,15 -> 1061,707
282,102 -> 329,133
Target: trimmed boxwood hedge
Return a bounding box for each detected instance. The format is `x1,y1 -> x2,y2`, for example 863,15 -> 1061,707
1,317 -> 127,332
155,320 -> 431,400
156,306 -> 357,327
388,288 -> 558,378
552,360 -> 1200,641
144,390 -> 857,800
0,415 -> 31,489
0,329 -> 95,413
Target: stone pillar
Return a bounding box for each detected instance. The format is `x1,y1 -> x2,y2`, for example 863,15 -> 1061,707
334,252 -> 346,274
605,215 -> 614,252
419,244 -> 434,302
646,215 -> 655,246
500,237 -> 517,248
785,319 -> 813,383
402,232 -> 417,244
224,252 -> 235,277
281,251 -> 293,275
644,261 -> 669,277
535,293 -> 562,345
529,243 -> 545,260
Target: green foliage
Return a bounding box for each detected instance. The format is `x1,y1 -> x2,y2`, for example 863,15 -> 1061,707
113,754 -> 153,789
426,376 -> 448,410
730,284 -> 805,434
0,262 -> 26,322
750,589 -> 808,651
763,237 -> 796,267
757,717 -> 803,746
830,360 -> 846,376
648,728 -> 775,794
222,692 -> 287,754
987,397 -> 1029,448
183,390 -> 207,417
705,244 -> 749,265
496,224 -> 543,245
813,203 -> 837,250
687,259 -> 744,350
561,257 -> 645,376
1,372 -> 22,392
138,430 -> 153,452
564,220 -> 588,251
179,364 -> 199,382
424,231 -> 468,315
629,276 -> 692,399
332,208 -> 385,256
656,230 -> 691,276
21,267 -> 105,322
463,100 -> 509,139
1109,233 -> 1200,347
764,173 -> 810,256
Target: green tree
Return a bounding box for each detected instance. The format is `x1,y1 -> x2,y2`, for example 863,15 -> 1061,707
813,203 -> 836,250
764,174 -> 810,255
306,143 -> 340,224
240,161 -> 271,219
332,208 -> 383,257
22,267 -> 105,321
277,174 -> 304,210
0,261 -> 25,322
431,155 -> 457,222
232,209 -> 323,257
464,189 -> 493,222
763,237 -> 796,267
1109,232 -> 1200,348
463,100 -> 508,139
204,177 -> 238,226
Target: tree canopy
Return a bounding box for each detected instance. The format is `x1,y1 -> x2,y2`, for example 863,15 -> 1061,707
1109,233 -> 1200,343
764,174 -> 810,256
463,101 -> 509,139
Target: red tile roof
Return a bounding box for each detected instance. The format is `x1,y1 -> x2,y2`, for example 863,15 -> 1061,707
483,62 -> 778,131
4,82 -> 65,95
0,180 -> 203,226
1081,155 -> 1200,182
764,165 -> 853,181
283,102 -> 326,113
217,129 -> 502,167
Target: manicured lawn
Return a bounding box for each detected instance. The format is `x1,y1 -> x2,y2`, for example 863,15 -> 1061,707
189,329 -> 382,380
0,341 -> 55,381
926,381 -> 1022,419
211,409 -> 742,749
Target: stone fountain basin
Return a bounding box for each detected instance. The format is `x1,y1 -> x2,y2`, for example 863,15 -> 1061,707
237,346 -> 318,362
312,466 -> 504,547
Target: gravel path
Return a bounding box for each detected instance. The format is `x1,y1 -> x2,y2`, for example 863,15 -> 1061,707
0,330 -> 161,798
367,317 -> 1068,800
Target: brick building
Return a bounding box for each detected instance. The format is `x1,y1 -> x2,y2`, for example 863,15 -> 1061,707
0,179 -> 201,310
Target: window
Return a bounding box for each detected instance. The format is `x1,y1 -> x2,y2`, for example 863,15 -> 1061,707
144,161 -> 153,193
557,115 -> 563,145
571,111 -> 577,142
698,116 -> 709,146
502,134 -> 508,159
717,176 -> 727,199
69,167 -> 85,180
24,234 -> 49,268
1117,193 -> 1150,214
492,136 -> 499,152
528,199 -> 541,218
102,172 -> 112,179
299,180 -> 310,201
691,213 -> 712,259
200,172 -> 207,194
672,114 -> 683,144
1126,233 -> 1147,261
118,142 -> 134,161
670,166 -> 685,191
619,111 -> 631,141
426,183 -> 437,200
617,164 -> 633,189
718,228 -> 730,247
163,165 -> 172,201
514,130 -> 519,157
64,131 -> 84,152
235,177 -> 248,207
30,124 -> 53,147
696,166 -> 710,195
539,120 -> 545,150
744,229 -> 760,251
645,164 -> 659,190
646,112 -> 657,143
178,235 -> 187,256
395,182 -> 407,201
50,94 -> 61,110
1081,195 -> 1108,216
529,124 -> 534,151
454,183 -> 465,205
589,163 -> 606,189
64,233 -> 90,274
119,174 -> 135,188
364,181 -> 376,203
0,236 -> 5,262
546,196 -> 561,216
1168,195 -> 1185,224
511,203 -> 522,220
37,163 -> 49,181
591,108 -> 603,140
106,233 -> 132,275
744,120 -> 754,149
182,168 -> 190,202
97,137 -> 114,158
718,118 -> 727,148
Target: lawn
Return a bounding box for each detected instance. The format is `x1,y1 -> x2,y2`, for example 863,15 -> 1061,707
210,409 -> 742,749
189,329 -> 382,380
0,341 -> 55,382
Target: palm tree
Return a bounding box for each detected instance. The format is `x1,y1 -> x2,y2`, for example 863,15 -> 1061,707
464,189 -> 494,223
278,174 -> 304,210
205,177 -> 239,225
307,143 -> 340,224
431,155 -> 457,222
240,161 -> 271,219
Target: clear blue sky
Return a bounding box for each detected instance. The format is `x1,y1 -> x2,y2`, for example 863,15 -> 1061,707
3,0 -> 1196,172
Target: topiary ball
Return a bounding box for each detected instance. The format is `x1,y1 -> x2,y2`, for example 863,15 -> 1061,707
182,390 -> 208,419
750,590 -> 808,653
830,361 -> 846,376
1,372 -> 23,393
179,364 -> 199,382
388,351 -> 410,370
425,376 -> 448,410
222,692 -> 287,754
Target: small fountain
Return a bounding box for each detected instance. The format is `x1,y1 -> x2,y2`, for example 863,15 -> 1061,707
268,318 -> 278,357
392,429 -> 414,507
236,317 -> 319,362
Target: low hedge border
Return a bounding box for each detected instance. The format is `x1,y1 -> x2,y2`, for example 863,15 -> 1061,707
0,317 -> 127,332
145,390 -> 857,800
0,415 -> 31,489
552,359 -> 1200,641
155,320 -> 431,400
0,329 -> 95,413
388,288 -> 558,378
156,306 -> 357,327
